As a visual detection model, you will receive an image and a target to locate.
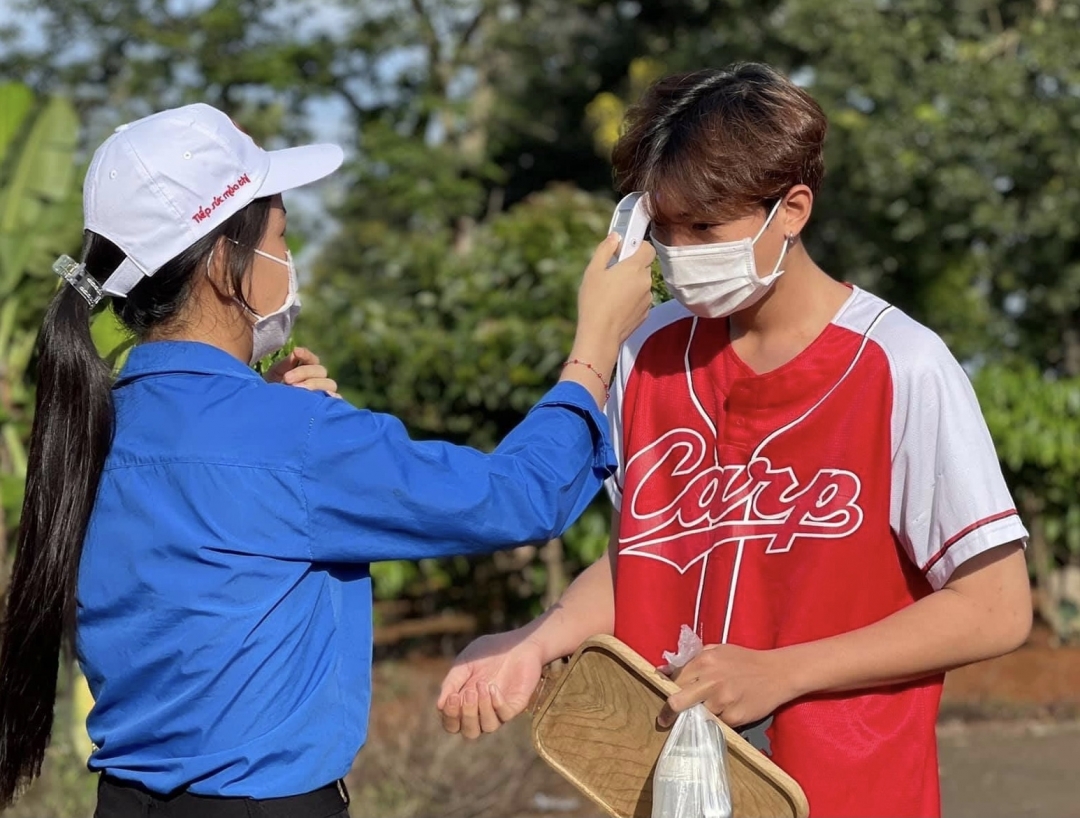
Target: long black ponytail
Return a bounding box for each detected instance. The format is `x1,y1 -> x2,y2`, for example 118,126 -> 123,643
0,196 -> 272,806
0,282 -> 113,802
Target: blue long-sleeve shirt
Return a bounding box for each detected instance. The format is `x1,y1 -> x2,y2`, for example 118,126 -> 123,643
77,341 -> 614,797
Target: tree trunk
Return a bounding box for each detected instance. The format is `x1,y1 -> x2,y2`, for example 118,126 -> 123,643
1061,325 -> 1080,377
542,537 -> 566,609
1022,492 -> 1056,632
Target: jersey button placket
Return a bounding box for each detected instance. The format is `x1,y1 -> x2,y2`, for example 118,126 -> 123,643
724,379 -> 753,451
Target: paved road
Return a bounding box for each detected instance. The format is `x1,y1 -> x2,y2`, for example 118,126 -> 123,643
939,719 -> 1080,818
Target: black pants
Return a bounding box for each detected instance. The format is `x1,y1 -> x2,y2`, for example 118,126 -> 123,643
95,775 -> 351,818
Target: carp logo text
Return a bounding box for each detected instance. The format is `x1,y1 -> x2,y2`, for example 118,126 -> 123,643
620,428 -> 864,573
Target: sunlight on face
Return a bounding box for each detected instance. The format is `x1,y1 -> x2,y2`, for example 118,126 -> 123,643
244,195 -> 290,317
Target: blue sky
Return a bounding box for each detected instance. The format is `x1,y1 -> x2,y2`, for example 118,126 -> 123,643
0,0 -> 45,49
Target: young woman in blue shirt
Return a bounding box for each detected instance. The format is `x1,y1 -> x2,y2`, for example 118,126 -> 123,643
0,103 -> 654,818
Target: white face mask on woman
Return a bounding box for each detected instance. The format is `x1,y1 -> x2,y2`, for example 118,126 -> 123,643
206,244 -> 303,366
247,248 -> 301,366
653,199 -> 792,319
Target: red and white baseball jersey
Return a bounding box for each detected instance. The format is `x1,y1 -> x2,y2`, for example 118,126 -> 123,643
605,286 -> 1027,818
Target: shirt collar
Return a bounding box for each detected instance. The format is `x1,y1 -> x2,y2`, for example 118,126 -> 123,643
115,341 -> 262,386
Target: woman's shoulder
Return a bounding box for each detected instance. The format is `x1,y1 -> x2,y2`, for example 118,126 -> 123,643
110,375 -> 345,474
245,381 -> 347,444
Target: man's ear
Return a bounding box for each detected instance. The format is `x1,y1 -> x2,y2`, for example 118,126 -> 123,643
781,185 -> 814,238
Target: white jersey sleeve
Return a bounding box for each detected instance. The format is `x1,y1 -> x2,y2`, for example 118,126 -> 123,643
604,330 -> 638,511
878,311 -> 1028,590
604,301 -> 693,512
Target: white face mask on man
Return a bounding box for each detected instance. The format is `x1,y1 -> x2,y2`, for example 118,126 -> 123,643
247,247 -> 301,366
653,199 -> 792,319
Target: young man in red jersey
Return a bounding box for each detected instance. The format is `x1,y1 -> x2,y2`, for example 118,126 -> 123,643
437,63 -> 1032,818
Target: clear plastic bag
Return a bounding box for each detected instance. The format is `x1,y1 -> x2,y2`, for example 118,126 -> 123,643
652,626 -> 733,818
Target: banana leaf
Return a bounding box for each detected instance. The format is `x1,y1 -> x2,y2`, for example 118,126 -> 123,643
0,93 -> 80,294
90,306 -> 136,373
0,83 -> 34,161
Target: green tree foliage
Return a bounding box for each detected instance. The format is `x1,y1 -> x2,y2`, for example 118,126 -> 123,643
4,0 -> 1080,635
310,186 -> 610,444
773,0 -> 1080,372
975,362 -> 1080,636
0,0 -> 333,143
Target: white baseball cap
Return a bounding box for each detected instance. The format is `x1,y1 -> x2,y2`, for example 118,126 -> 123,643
83,103 -> 344,298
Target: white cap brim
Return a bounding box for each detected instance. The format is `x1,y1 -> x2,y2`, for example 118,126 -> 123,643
258,143 -> 344,198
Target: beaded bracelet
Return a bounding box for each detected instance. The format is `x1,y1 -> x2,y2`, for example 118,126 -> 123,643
563,358 -> 611,400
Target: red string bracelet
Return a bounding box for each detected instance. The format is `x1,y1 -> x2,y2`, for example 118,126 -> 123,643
563,358 -> 610,400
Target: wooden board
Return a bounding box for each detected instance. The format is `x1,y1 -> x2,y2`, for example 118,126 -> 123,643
530,635 -> 809,818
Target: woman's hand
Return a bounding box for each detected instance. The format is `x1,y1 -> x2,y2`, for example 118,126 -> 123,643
576,234 -> 656,352
263,347 -> 340,397
560,234 -> 655,405
658,644 -> 799,729
437,629 -> 547,740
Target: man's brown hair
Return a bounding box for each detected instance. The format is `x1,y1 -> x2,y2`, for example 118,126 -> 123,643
611,63 -> 828,227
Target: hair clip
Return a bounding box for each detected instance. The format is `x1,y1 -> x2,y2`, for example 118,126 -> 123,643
53,255 -> 104,308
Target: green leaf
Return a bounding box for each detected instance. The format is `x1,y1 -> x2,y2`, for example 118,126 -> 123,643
0,94 -> 79,235
370,560 -> 419,600
90,306 -> 136,373
0,82 -> 33,161
0,472 -> 26,530
2,423 -> 26,477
